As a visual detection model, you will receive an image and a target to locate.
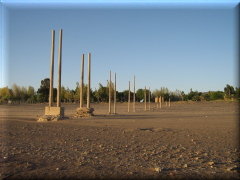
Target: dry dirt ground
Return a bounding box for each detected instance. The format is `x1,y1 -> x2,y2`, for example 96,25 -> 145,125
0,101 -> 239,179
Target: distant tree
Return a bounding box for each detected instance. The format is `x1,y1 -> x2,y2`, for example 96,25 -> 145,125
169,90 -> 183,101
135,88 -> 151,102
0,87 -> 13,103
209,91 -> 224,100
136,89 -> 144,102
224,84 -> 235,99
94,83 -> 108,102
122,90 -> 129,102
74,82 -> 80,102
202,92 -> 210,101
12,84 -> 21,102
152,89 -> 161,97
20,86 -> 28,102
26,86 -> 36,103
37,78 -> 50,102
187,89 -> 201,101
235,87 -> 240,99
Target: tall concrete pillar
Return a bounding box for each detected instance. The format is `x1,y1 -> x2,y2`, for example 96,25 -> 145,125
87,53 -> 91,109
114,72 -> 116,114
144,86 -> 147,111
128,81 -> 130,112
109,70 -> 112,114
49,30 -> 55,107
80,54 -> 84,108
148,87 -> 151,110
160,96 -> 162,108
57,29 -> 62,107
133,76 -> 136,112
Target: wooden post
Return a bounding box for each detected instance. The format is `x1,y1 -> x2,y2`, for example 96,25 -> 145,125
133,75 -> 136,112
148,87 -> 151,110
87,53 -> 91,109
114,72 -> 116,114
144,86 -> 147,111
156,96 -> 159,109
57,29 -> 62,107
80,54 -> 84,108
109,70 -> 111,114
49,30 -> 55,107
128,81 -> 130,112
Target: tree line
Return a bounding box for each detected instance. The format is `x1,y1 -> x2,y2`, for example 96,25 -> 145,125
0,78 -> 239,104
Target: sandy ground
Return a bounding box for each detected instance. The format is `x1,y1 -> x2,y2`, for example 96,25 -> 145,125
0,101 -> 239,179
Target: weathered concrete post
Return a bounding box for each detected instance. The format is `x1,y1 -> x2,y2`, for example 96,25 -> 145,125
41,29 -> 64,121
133,76 -> 136,112
162,96 -> 164,108
49,30 -> 55,107
87,53 -> 91,109
57,29 -> 62,107
159,96 -> 162,108
74,52 -> 94,117
169,98 -> 171,107
114,72 -> 116,114
80,54 -> 84,108
128,81 -> 130,113
148,87 -> 151,111
109,70 -> 112,114
144,86 -> 147,111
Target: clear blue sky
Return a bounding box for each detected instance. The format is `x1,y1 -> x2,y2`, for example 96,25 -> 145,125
0,0 -> 239,93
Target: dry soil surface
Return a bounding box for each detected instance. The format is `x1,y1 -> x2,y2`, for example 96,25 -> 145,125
0,101 -> 239,179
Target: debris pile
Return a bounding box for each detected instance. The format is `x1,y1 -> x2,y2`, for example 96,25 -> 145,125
75,107 -> 94,118
37,115 -> 62,122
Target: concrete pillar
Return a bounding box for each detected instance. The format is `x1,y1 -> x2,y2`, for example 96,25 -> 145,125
49,30 -> 55,107
57,29 -> 62,107
80,54 -> 84,108
114,72 -> 116,114
148,87 -> 151,110
169,98 -> 171,107
109,70 -> 112,114
87,53 -> 91,109
160,96 -> 162,108
133,76 -> 136,112
128,81 -> 130,112
162,96 -> 164,104
144,86 -> 147,111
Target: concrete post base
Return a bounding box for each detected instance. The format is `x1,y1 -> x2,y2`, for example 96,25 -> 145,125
37,107 -> 64,122
45,106 -> 64,117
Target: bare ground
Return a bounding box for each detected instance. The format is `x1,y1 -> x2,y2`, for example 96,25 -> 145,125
0,101 -> 239,179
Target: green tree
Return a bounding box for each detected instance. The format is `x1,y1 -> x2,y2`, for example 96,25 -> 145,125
235,87 -> 240,99
202,92 -> 210,101
12,84 -> 21,102
136,89 -> 144,102
94,83 -> 108,102
0,87 -> 13,103
37,78 -> 50,102
26,86 -> 36,103
209,91 -> 224,100
224,84 -> 235,99
187,89 -> 201,101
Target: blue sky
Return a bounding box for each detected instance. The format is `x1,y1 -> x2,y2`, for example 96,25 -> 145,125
0,0 -> 239,93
